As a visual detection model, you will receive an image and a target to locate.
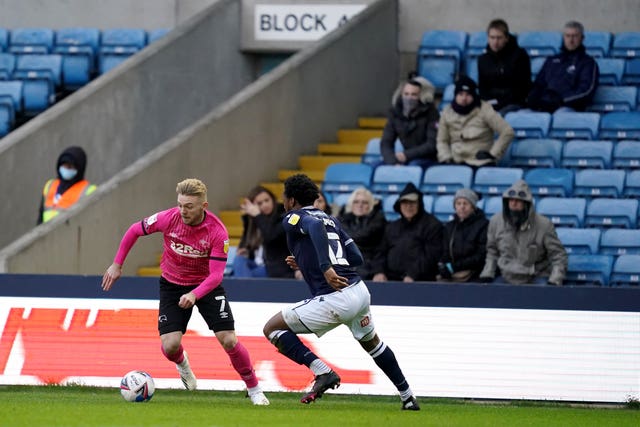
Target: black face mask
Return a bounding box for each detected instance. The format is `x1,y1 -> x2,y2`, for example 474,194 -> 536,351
508,208 -> 528,228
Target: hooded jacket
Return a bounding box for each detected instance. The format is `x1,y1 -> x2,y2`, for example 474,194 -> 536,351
478,34 -> 532,111
480,180 -> 568,285
380,77 -> 440,165
440,207 -> 489,280
527,44 -> 599,112
371,183 -> 443,281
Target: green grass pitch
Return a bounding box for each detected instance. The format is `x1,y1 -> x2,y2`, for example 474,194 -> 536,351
1,386 -> 639,427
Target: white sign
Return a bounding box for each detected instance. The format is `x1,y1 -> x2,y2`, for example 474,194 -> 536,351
255,4 -> 366,41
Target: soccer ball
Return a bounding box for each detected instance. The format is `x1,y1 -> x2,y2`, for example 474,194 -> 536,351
120,370 -> 155,402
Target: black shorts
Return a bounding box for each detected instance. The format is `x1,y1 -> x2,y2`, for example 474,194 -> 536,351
158,276 -> 235,335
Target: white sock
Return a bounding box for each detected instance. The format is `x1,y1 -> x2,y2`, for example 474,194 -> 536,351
309,358 -> 332,376
400,387 -> 413,401
247,385 -> 262,395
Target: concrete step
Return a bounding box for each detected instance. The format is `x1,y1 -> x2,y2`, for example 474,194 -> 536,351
358,117 -> 387,129
278,169 -> 326,182
337,129 -> 382,145
317,143 -> 367,156
298,155 -> 362,171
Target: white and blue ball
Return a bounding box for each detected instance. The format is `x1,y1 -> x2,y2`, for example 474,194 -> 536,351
120,370 -> 155,402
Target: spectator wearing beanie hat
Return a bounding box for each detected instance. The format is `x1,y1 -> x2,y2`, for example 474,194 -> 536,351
437,188 -> 489,282
436,75 -> 514,168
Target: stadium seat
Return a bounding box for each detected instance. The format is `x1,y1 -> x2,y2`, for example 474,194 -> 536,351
613,141 -> 640,169
530,57 -> 546,81
482,196 -> 503,217
536,197 -> 586,228
322,163 -> 373,196
466,31 -> 487,57
624,169 -> 640,197
423,194 -> 434,214
588,86 -> 637,112
371,165 -> 423,195
0,28 -> 8,52
0,80 -> 24,136
417,30 -> 467,89
421,164 -> 473,195
549,111 -> 600,140
148,29 -> 170,44
12,54 -> 62,114
610,32 -> 640,58
573,169 -> 625,198
585,198 -> 638,229
524,168 -> 574,197
472,167 -> 524,196
361,138 -> 402,167
9,28 -> 54,54
565,254 -> 613,286
54,28 -> 100,89
556,227 -> 601,255
622,58 -> 640,85
439,83 -> 455,111
561,140 -> 613,169
599,112 -> 640,140
584,31 -> 612,57
504,111 -> 551,139
0,53 -> 15,80
99,28 -> 147,74
463,56 -> 479,83
433,195 -> 455,222
509,138 -> 563,168
600,228 -> 640,256
518,31 -> 562,58
610,254 -> 640,286
595,58 -> 625,85
382,194 -> 400,221
223,245 -> 237,276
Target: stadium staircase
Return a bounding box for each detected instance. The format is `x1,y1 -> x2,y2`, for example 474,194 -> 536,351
136,116 -> 386,277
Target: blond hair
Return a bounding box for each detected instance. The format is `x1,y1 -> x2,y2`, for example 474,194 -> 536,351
345,187 -> 375,215
176,178 -> 207,202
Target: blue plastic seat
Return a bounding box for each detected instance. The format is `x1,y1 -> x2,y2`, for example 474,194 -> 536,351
439,83 -> 455,111
148,29 -> 170,44
472,167 -> 524,196
610,254 -> 640,286
565,254 -> 614,286
524,168 -> 574,197
611,32 -> 640,58
371,165 -> 423,195
322,163 -> 373,197
12,54 -> 62,114
466,31 -> 487,57
518,31 -> 562,58
99,28 -> 147,74
483,196 -> 503,217
0,53 -> 15,80
588,86 -> 637,112
0,28 -> 8,52
556,227 -> 601,255
530,57 -> 546,81
9,28 -> 54,54
622,58 -> 640,85
504,111 -> 551,139
595,58 -> 625,85
573,169 -> 625,198
510,138 -> 563,168
382,194 -> 400,221
417,57 -> 458,90
433,195 -> 455,222
536,197 -> 586,228
421,164 -> 473,195
0,80 -> 24,135
561,140 -> 613,169
624,169 -> 640,197
584,31 -> 612,57
54,28 -> 100,89
613,141 -> 640,169
463,57 -> 479,83
423,194 -> 434,214
599,112 -> 640,140
224,246 -> 237,276
585,198 -> 638,229
361,138 -> 402,167
417,30 -> 467,89
600,229 -> 640,256
549,112 -> 600,140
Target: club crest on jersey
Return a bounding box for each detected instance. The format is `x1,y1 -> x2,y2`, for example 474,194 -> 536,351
360,316 -> 370,328
145,213 -> 159,226
288,214 -> 300,225
223,240 -> 229,254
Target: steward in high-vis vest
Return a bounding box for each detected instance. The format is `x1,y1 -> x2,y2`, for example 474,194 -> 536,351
38,146 -> 97,224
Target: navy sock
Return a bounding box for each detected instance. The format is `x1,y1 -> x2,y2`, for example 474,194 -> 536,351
369,341 -> 409,392
269,330 -> 318,367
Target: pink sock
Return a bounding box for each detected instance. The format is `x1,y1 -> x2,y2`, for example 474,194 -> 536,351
226,341 -> 258,388
161,344 -> 185,364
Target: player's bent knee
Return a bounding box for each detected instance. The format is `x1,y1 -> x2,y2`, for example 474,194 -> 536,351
216,330 -> 238,350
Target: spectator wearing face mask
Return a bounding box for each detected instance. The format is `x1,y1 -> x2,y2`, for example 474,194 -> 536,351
479,180 -> 567,286
380,74 -> 440,169
38,146 -> 97,224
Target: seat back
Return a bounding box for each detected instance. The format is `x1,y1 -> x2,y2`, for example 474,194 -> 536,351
549,112 -> 601,140
613,140 -> 640,169
611,32 -> 640,58
9,28 -> 54,54
585,198 -> 638,229
510,138 -> 563,168
100,28 -> 147,52
0,28 -> 8,52
466,31 -> 487,57
0,53 -> 15,80
13,54 -> 63,86
54,28 -> 100,54
588,86 -> 637,112
148,29 -> 170,44
518,31 -> 562,57
600,229 -> 640,255
371,165 -> 423,195
0,80 -> 24,112
595,58 -> 625,85
565,254 -> 613,286
573,169 -> 625,198
556,227 -> 601,255
421,164 -> 473,195
530,57 -> 546,81
472,167 -> 524,196
610,254 -> 640,286
624,169 -> 640,197
561,140 -> 613,169
483,196 -> 503,217
382,194 -> 400,221
584,31 -> 612,57
417,57 -> 458,90
361,138 -> 402,166
418,30 -> 467,58
504,111 -> 551,139
322,163 -> 373,196
599,112 -> 640,140
622,58 -> 640,85
433,195 -> 455,222
524,168 -> 574,197
536,197 -> 586,228
439,83 -> 455,110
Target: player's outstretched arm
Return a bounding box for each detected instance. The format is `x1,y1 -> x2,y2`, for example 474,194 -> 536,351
101,263 -> 122,291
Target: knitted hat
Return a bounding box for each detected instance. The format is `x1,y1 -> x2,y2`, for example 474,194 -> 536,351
454,75 -> 478,97
454,188 -> 479,208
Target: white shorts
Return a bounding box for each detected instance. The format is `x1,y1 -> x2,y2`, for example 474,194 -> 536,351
281,280 -> 376,341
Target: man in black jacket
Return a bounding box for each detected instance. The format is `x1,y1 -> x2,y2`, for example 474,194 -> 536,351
526,21 -> 599,113
478,19 -> 531,115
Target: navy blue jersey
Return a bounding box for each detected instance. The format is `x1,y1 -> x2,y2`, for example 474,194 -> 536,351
282,207 -> 363,296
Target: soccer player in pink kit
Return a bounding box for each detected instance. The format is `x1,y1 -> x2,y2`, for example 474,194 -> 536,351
101,178 -> 269,405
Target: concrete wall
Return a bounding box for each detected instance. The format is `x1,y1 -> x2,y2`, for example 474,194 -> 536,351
0,0 -> 399,274
0,0 -> 255,249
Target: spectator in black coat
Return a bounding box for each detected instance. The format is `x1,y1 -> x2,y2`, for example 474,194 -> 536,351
478,18 -> 531,115
437,189 -> 489,283
371,183 -> 443,282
